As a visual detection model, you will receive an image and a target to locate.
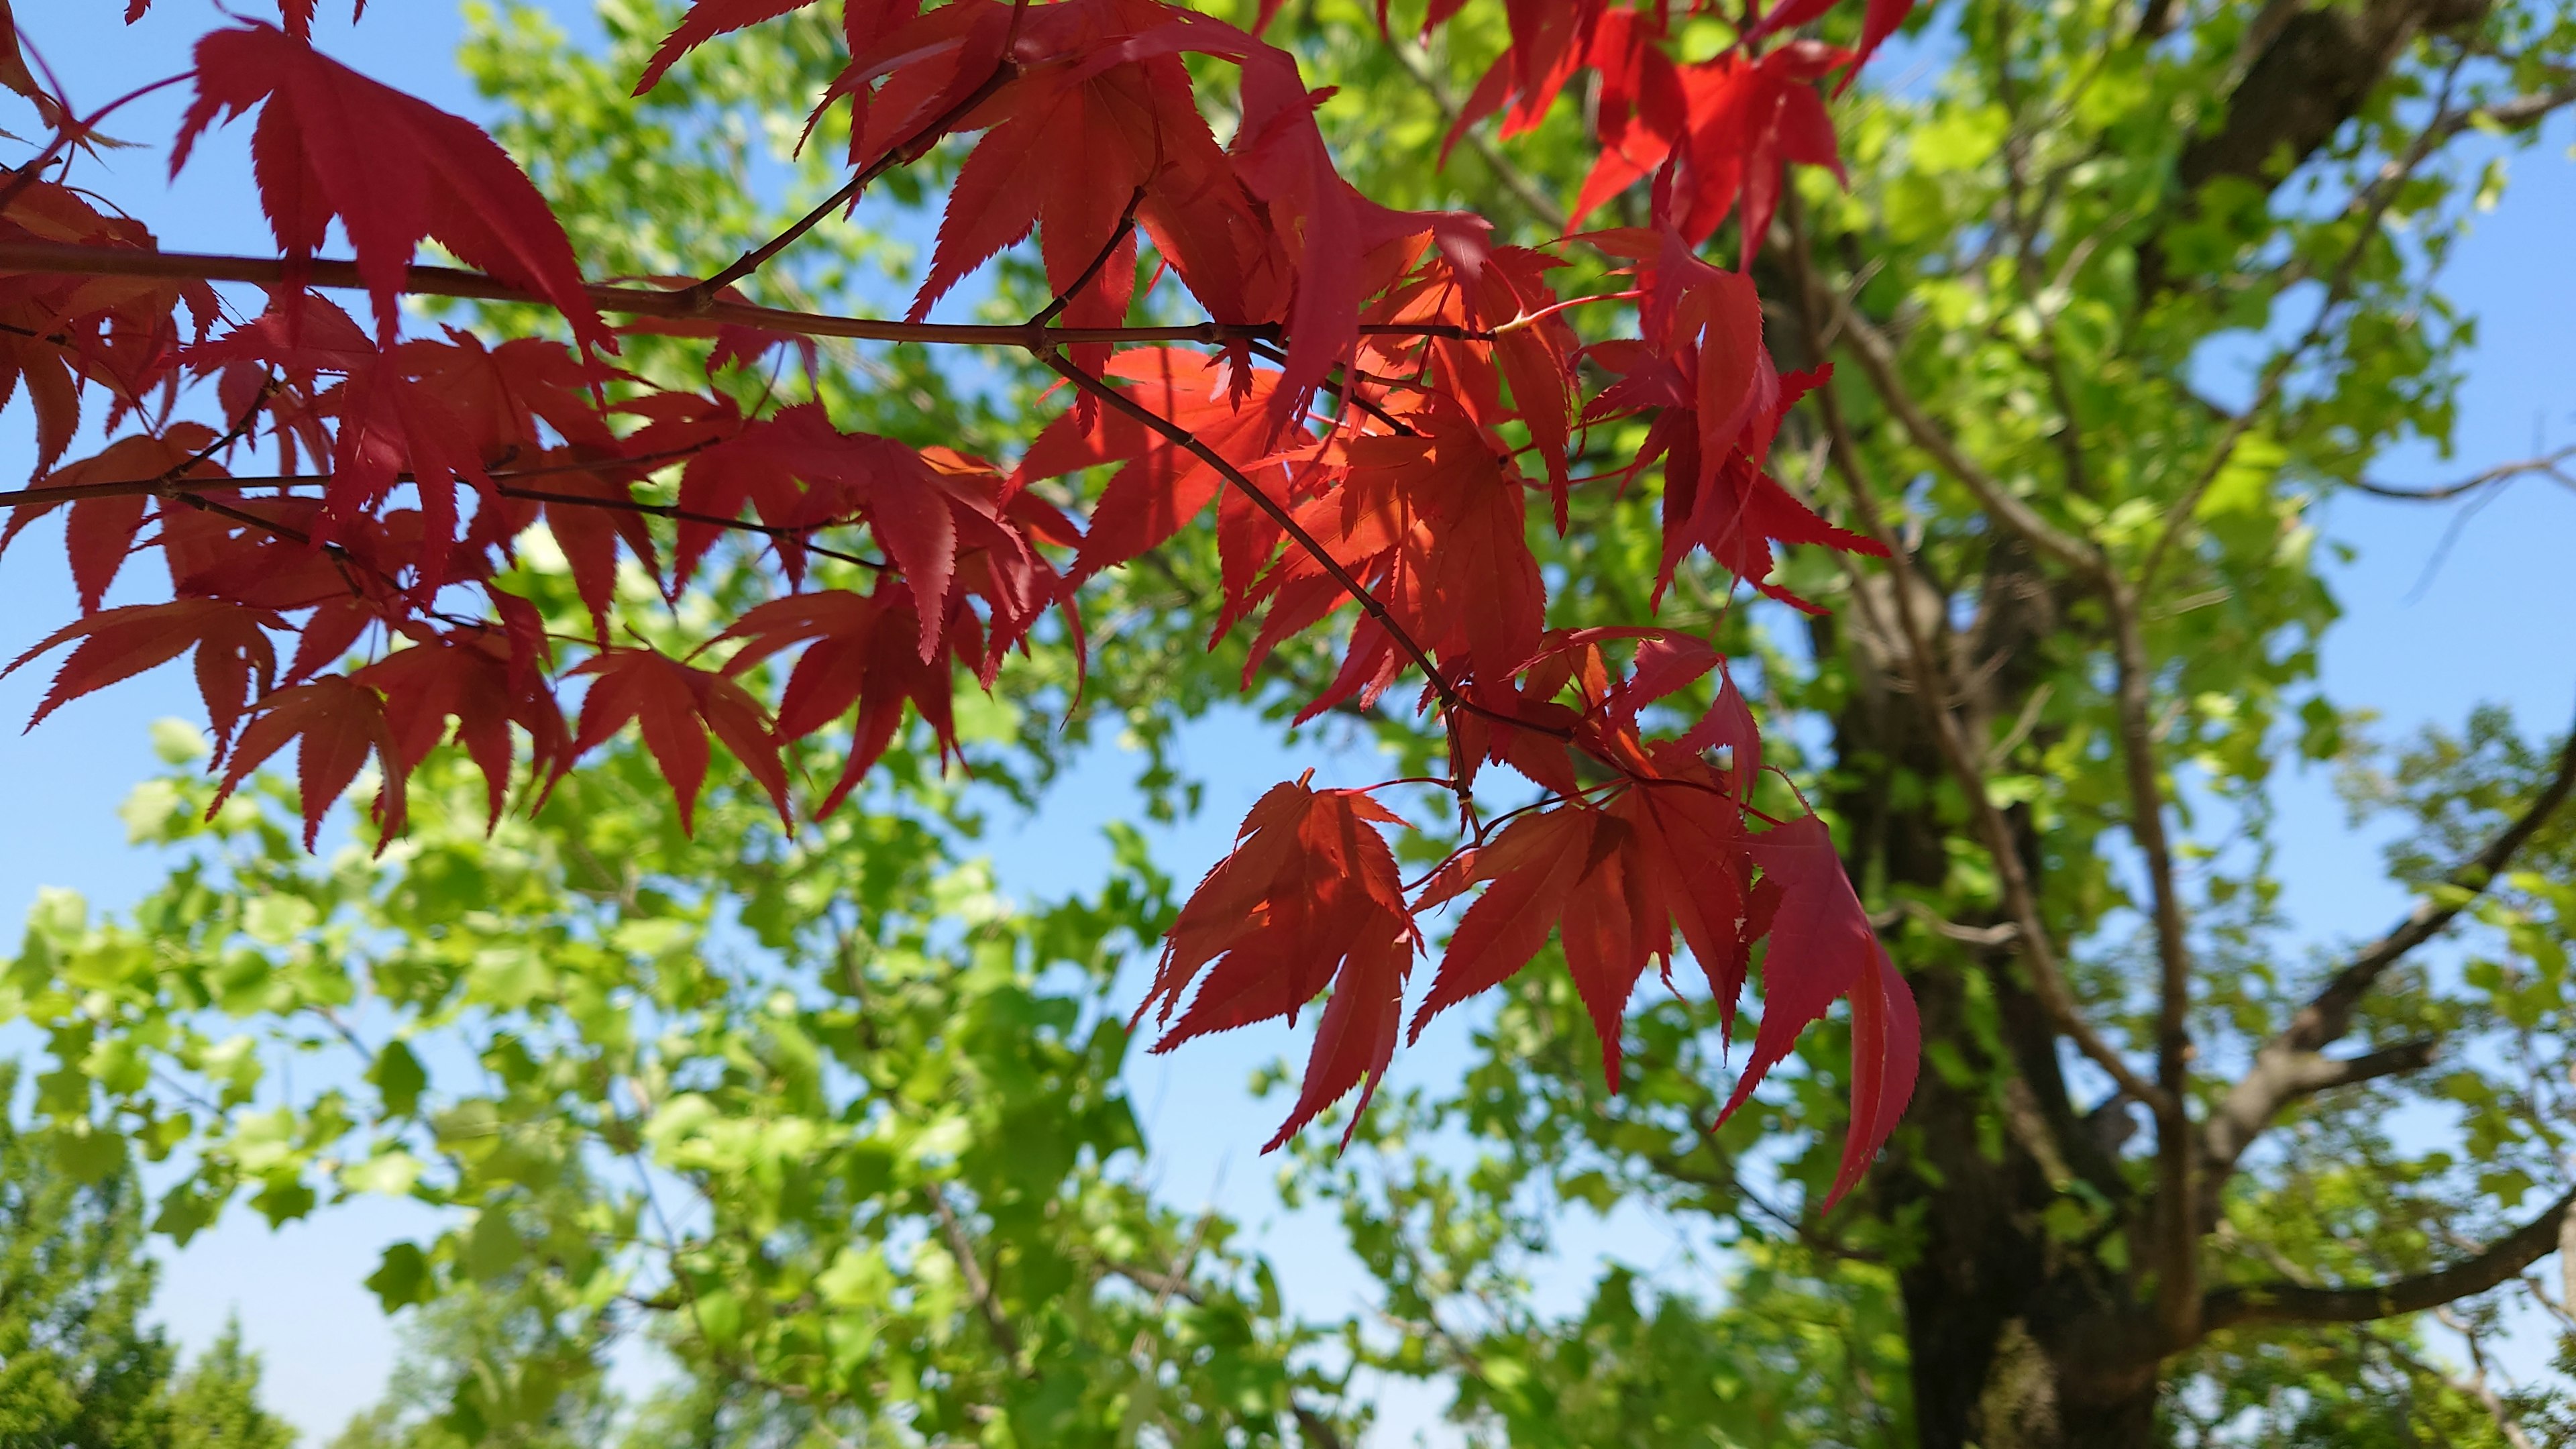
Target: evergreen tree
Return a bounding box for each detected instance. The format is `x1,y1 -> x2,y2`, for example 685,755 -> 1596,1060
0,1063 -> 175,1449
0,1065 -> 294,1449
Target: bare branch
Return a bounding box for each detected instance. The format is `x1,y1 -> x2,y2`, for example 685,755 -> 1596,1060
0,240 -> 1497,350
1290,1404 -> 1350,1449
2347,445 -> 2576,502
925,1179 -> 1026,1365
0,455 -> 891,572
2205,1186 -> 2576,1332
1810,284 -> 2102,576
2098,576 -> 2202,1342
2201,1038 -> 2440,1203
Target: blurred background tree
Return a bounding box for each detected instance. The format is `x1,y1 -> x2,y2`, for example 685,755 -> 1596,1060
0,1072 -> 292,1449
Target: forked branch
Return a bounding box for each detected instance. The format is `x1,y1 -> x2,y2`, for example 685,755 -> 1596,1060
2204,1186 -> 2576,1332
2204,700 -> 2576,1217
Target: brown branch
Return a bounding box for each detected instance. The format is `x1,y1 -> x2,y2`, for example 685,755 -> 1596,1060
2206,701 -> 2576,1219
2098,574 -> 2203,1344
924,1179 -> 1026,1365
2349,445 -> 2576,502
0,240 -> 1492,348
2379,1313 -> 2542,1449
1245,337 -> 1417,437
2204,1185 -> 2576,1332
0,445 -> 713,511
1781,197 -> 2176,1122
1,458 -> 890,571
2200,1040 -> 2440,1216
1815,285 -> 2103,576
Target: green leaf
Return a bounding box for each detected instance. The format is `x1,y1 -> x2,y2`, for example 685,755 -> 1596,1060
370,1040 -> 428,1119
366,1242 -> 435,1311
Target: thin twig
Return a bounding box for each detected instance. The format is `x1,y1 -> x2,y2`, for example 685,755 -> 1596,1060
689,58 -> 1024,301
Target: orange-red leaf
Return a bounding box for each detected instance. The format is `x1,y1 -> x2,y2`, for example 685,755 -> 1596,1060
1136,777 -> 1417,1149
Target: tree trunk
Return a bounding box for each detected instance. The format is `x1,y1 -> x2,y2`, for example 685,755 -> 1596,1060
1883,965 -> 2163,1449
1817,554 -> 2167,1449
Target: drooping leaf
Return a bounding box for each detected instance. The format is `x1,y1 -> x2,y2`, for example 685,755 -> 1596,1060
208,674 -> 407,849
1136,777 -> 1418,1148
570,647 -> 788,831
174,23 -> 609,352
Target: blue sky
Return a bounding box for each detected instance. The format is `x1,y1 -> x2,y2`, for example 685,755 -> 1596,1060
1,0 -> 2572,1440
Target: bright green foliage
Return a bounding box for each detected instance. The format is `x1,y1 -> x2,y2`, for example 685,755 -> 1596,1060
12,712 -> 1344,1446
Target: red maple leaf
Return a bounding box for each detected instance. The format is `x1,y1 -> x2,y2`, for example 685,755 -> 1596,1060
713,581 -> 961,818
570,647 -> 790,831
208,675 -> 407,851
0,426 -> 227,612
7,597 -> 280,750
354,625 -> 571,828
1011,348 -> 1304,588
1134,776 -> 1419,1149
174,23 -> 610,353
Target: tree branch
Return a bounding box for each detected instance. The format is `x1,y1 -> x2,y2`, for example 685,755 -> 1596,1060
2222,696 -> 2576,1134
2200,1038 -> 2440,1216
2100,575 -> 2202,1343
1095,1259 -> 1350,1449
2204,1185 -> 2576,1332
1813,282 -> 2103,576
1782,197 -> 2176,1122
0,240 -> 1496,349
0,460 -> 891,571
924,1179 -> 1026,1364
2349,445 -> 2576,502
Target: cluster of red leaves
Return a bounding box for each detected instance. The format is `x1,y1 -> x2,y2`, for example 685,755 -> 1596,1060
1,0 -> 1918,1199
